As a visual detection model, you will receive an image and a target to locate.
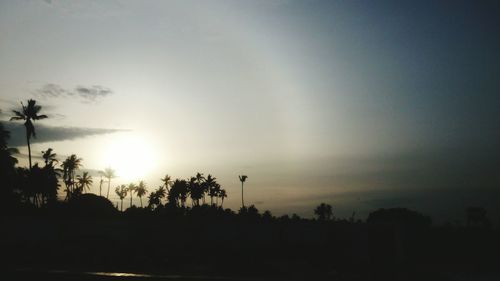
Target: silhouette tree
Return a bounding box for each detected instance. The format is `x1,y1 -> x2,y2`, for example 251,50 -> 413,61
148,186 -> 166,209
103,167 -> 116,199
466,207 -> 489,228
161,174 -> 173,193
367,208 -> 431,227
314,203 -> 333,221
205,174 -> 218,206
128,182 -> 137,208
41,148 -> 58,166
168,179 -> 188,207
115,184 -> 128,211
195,172 -> 206,204
10,99 -> 48,169
239,175 -> 248,208
98,171 -> 104,197
76,172 -> 93,195
188,176 -> 203,206
0,120 -> 19,202
135,181 -> 148,207
218,188 -> 227,208
62,154 -> 83,200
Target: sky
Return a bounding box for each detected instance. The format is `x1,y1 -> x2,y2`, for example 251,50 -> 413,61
1,0 -> 499,223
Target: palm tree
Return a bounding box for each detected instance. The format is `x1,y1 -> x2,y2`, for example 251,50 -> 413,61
148,186 -> 166,209
115,184 -> 128,211
195,172 -> 206,204
76,172 -> 93,194
128,182 -> 137,208
10,99 -> 48,170
239,175 -> 248,208
62,154 -> 82,200
161,174 -> 173,193
135,181 -> 148,207
103,167 -> 116,199
98,171 -> 104,196
41,148 -> 57,166
205,174 -> 217,205
218,189 -> 227,208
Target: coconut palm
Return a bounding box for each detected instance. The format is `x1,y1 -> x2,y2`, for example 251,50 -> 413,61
218,188 -> 227,208
205,174 -> 217,205
239,175 -> 248,208
115,184 -> 128,211
10,99 -> 48,169
161,174 -> 173,193
41,148 -> 58,167
103,167 -> 116,199
62,154 -> 83,200
98,172 -> 104,196
128,182 -> 137,208
148,186 -> 166,209
195,172 -> 206,204
76,172 -> 93,194
135,181 -> 148,207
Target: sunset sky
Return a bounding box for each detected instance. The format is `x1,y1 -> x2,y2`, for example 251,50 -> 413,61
1,0 -> 499,222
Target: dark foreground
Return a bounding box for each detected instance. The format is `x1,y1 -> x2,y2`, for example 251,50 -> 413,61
2,213 -> 499,281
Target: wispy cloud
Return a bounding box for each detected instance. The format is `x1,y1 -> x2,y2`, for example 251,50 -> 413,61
2,122 -> 124,146
34,83 -> 114,103
75,85 -> 113,102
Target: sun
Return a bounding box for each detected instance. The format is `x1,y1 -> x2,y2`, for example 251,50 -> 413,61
101,133 -> 156,182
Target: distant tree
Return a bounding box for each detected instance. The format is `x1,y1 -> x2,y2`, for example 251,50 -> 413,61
466,207 -> 490,228
195,172 -> 206,204
239,204 -> 260,220
367,208 -> 431,227
10,99 -> 47,169
115,184 -> 128,211
148,186 -> 166,209
262,210 -> 273,221
239,175 -> 248,208
314,203 -> 333,221
76,172 -> 93,194
128,182 -> 137,208
218,188 -> 227,208
98,171 -> 104,197
161,174 -> 173,193
62,154 -> 83,200
188,176 -> 203,207
41,148 -> 58,166
205,174 -> 218,206
168,179 -> 188,207
0,121 -> 19,202
135,181 -> 148,207
103,167 -> 116,199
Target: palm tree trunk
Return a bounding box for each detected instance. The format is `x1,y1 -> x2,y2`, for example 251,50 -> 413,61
241,182 -> 244,208
140,196 -> 143,208
130,194 -> 133,208
106,179 -> 111,198
26,127 -> 32,170
99,178 -> 103,196
221,198 -> 224,208
121,199 -> 123,211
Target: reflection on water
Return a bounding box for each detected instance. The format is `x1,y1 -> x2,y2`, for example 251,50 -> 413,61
44,270 -> 272,281
88,272 -> 155,277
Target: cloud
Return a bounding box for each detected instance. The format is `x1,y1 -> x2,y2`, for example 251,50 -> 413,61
2,122 -> 124,146
36,83 -> 69,98
75,85 -> 113,102
34,83 -> 113,103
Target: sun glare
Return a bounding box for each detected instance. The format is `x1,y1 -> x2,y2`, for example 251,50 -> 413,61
101,134 -> 156,182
